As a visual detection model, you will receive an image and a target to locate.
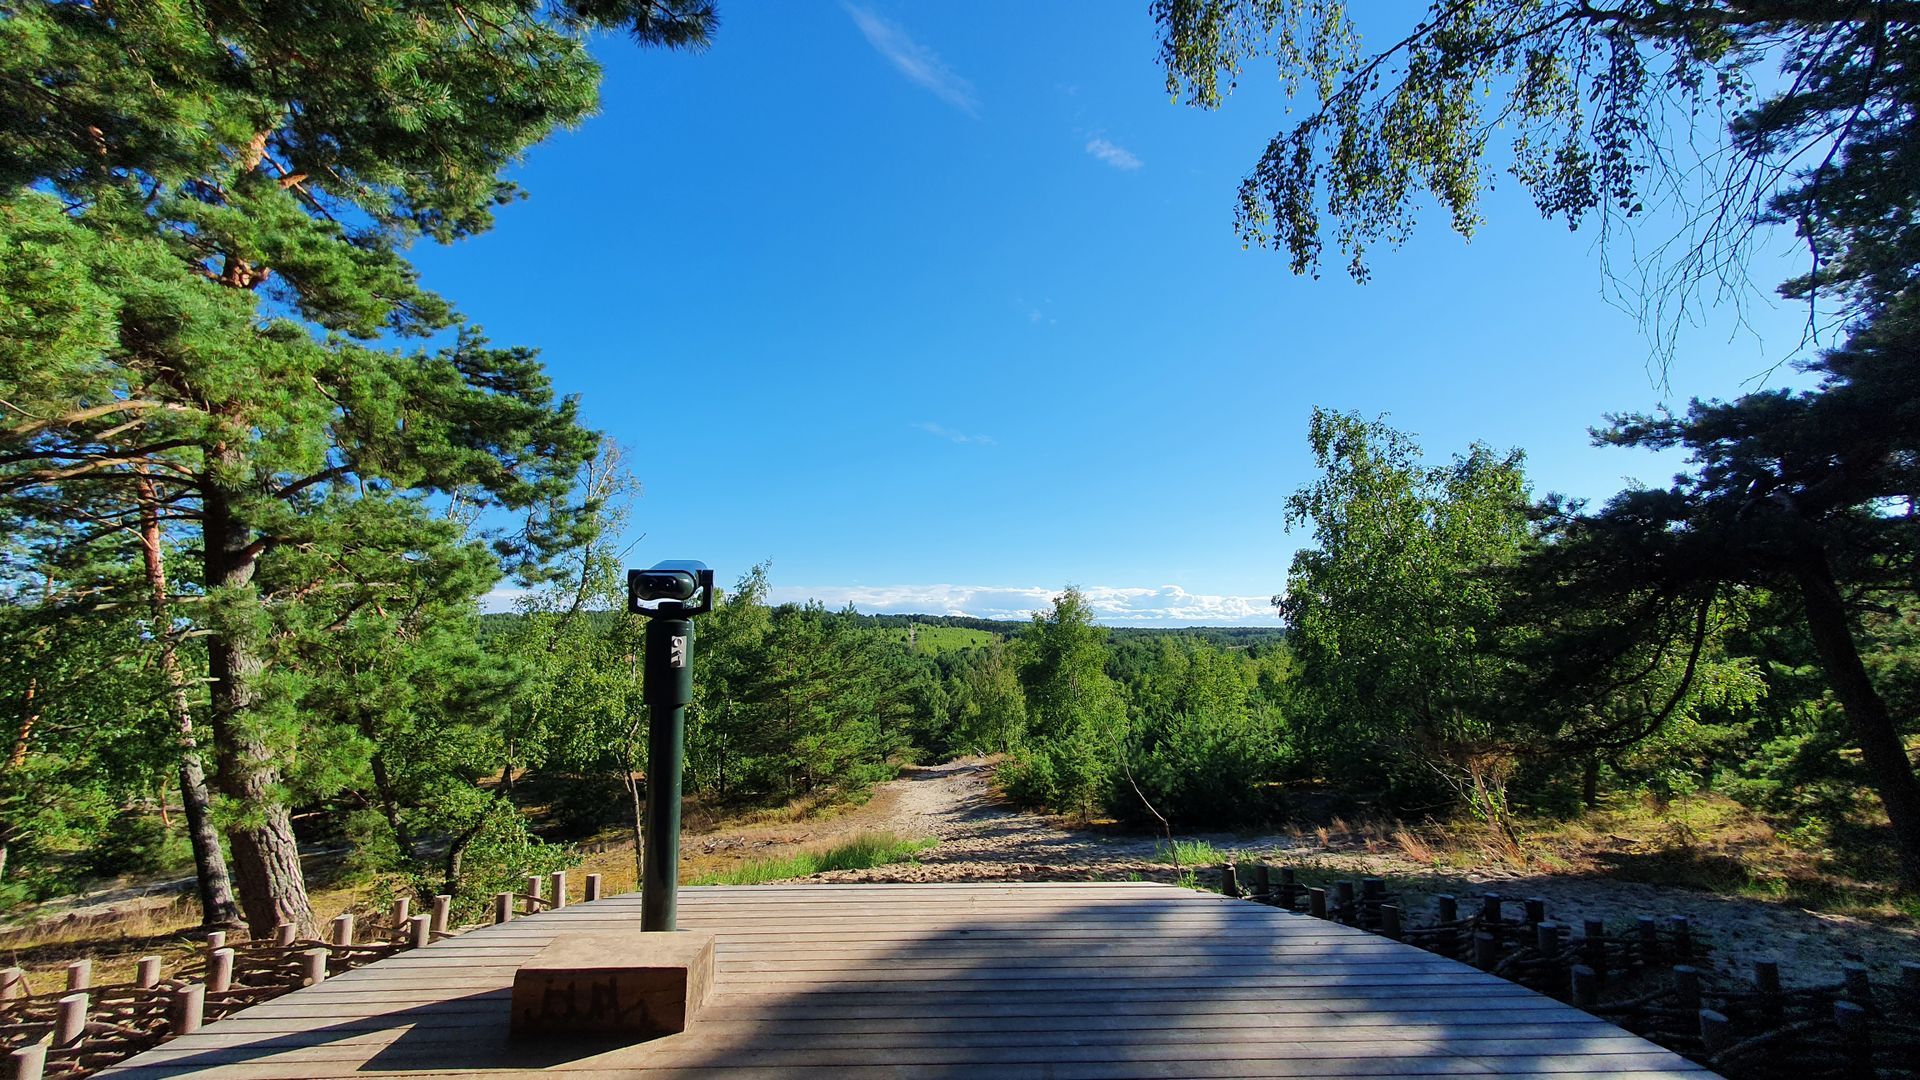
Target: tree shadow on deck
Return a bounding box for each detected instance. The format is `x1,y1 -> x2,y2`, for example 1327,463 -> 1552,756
645,888 -> 1704,1079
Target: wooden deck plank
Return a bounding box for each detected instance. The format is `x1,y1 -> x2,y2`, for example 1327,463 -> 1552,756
101,883 -> 1712,1079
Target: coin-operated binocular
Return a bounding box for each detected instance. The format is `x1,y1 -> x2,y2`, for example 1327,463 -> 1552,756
626,560 -> 715,932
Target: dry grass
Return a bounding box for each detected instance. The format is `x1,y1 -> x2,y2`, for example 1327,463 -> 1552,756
1392,828 -> 1437,864
1335,793 -> 1916,920
0,895 -> 203,990
0,869 -> 399,990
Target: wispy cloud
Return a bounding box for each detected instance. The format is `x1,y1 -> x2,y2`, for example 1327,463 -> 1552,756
767,583 -> 1276,626
844,4 -> 978,115
913,421 -> 995,446
1084,137 -> 1142,171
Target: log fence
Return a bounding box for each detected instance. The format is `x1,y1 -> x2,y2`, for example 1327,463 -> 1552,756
1218,860 -> 1920,1079
0,865 -> 599,1079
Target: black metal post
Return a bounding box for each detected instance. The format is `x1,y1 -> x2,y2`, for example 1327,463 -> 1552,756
641,615 -> 694,932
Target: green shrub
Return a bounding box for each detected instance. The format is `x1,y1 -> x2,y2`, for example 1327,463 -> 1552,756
82,811 -> 193,878
410,800 -> 574,924
1121,707 -> 1281,826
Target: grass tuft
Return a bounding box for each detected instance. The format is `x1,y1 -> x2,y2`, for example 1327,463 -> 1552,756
1154,839 -> 1225,866
692,832 -> 936,886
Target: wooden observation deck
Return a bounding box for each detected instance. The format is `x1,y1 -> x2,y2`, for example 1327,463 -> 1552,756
100,882 -> 1714,1078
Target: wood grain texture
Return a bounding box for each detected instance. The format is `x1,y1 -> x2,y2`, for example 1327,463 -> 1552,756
98,882 -> 1717,1079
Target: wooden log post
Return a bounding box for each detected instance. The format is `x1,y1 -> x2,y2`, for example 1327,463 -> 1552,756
7,1040 -> 46,1080
205,930 -> 226,956
1334,880 -> 1356,925
1834,999 -> 1871,1074
1360,878 -> 1385,927
1523,896 -> 1546,926
1582,918 -> 1607,974
1636,916 -> 1659,964
1698,1009 -> 1732,1056
1220,863 -> 1242,899
495,892 -> 514,924
1900,960 -> 1920,1017
550,871 -> 568,910
1380,904 -> 1403,941
54,993 -> 87,1047
1672,965 -> 1702,1013
1306,887 -> 1327,920
1252,863 -> 1272,903
1480,893 -> 1502,927
409,913 -> 433,950
0,967 -> 23,1001
1570,964 -> 1598,1008
331,913 -> 354,948
302,948 -> 329,987
525,874 -> 543,914
64,959 -> 90,992
390,897 -> 411,941
1277,866 -> 1297,910
169,983 -> 204,1035
1668,915 -> 1693,959
1535,920 -> 1559,958
584,875 -> 603,903
1436,895 -> 1459,957
208,948 -> 234,994
136,956 -> 162,989
432,894 -> 452,934
1753,958 -> 1783,1023
1472,931 -> 1498,971
1841,961 -> 1871,1004
273,922 -> 296,948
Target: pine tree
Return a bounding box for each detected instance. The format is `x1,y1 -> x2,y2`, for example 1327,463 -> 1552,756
0,1 -> 716,933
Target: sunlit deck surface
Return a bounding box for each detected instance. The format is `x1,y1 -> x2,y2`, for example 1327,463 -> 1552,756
101,882 -> 1714,1079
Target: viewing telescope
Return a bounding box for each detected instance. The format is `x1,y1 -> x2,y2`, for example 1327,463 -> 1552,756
626,560 -> 714,933
627,560 -> 714,615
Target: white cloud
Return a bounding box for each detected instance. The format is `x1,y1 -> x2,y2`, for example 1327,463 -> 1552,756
480,586 -> 530,614
844,4 -> 979,115
913,421 -> 995,446
1084,137 -> 1142,171
765,583 -> 1277,626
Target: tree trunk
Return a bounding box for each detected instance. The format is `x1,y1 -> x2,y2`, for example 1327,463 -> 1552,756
138,473 -> 244,929
369,750 -> 415,859
1581,756 -> 1600,810
1792,544 -> 1920,892
178,750 -> 244,928
9,677 -> 36,769
202,471 -> 316,936
624,724 -> 646,890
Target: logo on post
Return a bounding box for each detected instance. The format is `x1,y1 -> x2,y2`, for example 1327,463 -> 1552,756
669,635 -> 688,668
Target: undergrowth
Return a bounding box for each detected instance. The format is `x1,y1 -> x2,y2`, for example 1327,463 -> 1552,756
691,832 -> 936,885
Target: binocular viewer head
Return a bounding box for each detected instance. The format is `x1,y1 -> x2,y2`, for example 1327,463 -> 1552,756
627,560 -> 715,616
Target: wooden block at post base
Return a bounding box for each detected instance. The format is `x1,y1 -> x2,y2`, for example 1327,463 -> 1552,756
510,932 -> 715,1038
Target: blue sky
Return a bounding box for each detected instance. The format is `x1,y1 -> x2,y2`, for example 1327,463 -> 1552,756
417,4 -> 1821,626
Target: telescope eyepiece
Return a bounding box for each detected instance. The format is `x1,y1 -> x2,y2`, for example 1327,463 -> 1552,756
628,569 -> 701,603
